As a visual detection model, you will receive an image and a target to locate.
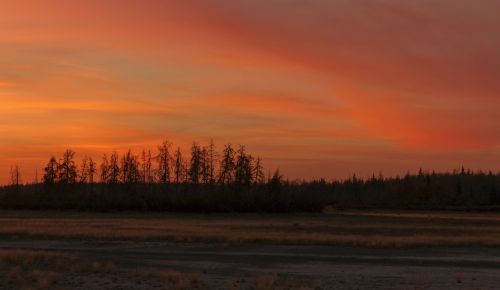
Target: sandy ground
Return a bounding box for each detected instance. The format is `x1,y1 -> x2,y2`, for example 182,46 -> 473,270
0,239 -> 499,290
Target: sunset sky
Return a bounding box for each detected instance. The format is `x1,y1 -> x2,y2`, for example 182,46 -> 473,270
1,0 -> 499,183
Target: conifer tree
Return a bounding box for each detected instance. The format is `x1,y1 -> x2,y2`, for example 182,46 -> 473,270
189,142 -> 202,185
43,156 -> 58,184
58,149 -> 77,184
109,151 -> 120,184
100,154 -> 110,183
157,140 -> 172,184
173,147 -> 185,184
235,145 -> 253,188
218,144 -> 235,185
253,157 -> 265,184
121,150 -> 140,184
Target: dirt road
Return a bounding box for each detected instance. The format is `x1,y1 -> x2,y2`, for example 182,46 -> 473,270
0,239 -> 499,289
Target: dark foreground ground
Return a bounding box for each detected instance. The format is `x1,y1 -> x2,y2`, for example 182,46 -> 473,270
0,210 -> 499,289
0,240 -> 499,290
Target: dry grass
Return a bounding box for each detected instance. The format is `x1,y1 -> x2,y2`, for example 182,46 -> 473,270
0,249 -> 330,290
0,249 -> 207,290
0,250 -> 100,289
130,268 -> 207,290
0,210 -> 500,247
230,275 -> 324,290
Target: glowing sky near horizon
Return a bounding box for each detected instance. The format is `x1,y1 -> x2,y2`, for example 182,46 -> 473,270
0,0 -> 499,183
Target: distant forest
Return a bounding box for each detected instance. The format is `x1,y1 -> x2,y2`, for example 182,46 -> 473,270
1,140 -> 500,212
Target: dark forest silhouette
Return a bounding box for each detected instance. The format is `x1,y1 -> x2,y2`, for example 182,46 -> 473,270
1,140 -> 499,212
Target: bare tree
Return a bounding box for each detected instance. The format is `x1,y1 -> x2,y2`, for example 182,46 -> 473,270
109,151 -> 120,184
10,165 -> 21,186
80,157 -> 88,183
218,144 -> 235,185
157,140 -> 172,184
253,157 -> 265,184
100,154 -> 110,183
80,156 -> 96,184
173,147 -> 185,184
88,157 -> 96,184
34,168 -> 39,184
189,142 -> 202,185
58,149 -> 77,184
207,139 -> 218,185
120,151 -> 129,184
141,149 -> 153,183
146,150 -> 154,183
120,150 -> 140,184
235,145 -> 253,188
200,146 -> 210,184
182,158 -> 190,183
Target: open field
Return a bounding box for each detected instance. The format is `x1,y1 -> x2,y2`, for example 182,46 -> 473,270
0,249 -> 208,290
0,210 -> 500,247
0,241 -> 499,289
0,210 -> 500,289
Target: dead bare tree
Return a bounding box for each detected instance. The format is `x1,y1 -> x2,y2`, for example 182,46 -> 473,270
79,156 -> 89,183
109,151 -> 120,184
88,157 -> 96,184
100,154 -> 110,183
173,147 -> 185,184
207,139 -> 218,185
9,165 -> 21,186
253,157 -> 265,184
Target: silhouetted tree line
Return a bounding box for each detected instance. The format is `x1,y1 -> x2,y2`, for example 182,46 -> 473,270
0,140 -> 321,212
326,168 -> 500,210
1,141 -> 499,212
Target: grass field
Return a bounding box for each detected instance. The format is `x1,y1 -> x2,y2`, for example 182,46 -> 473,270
0,249 -> 209,290
0,249 -> 331,290
0,210 -> 500,247
1,210 -> 500,289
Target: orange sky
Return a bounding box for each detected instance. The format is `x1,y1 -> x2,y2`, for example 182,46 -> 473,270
1,0 -> 499,183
